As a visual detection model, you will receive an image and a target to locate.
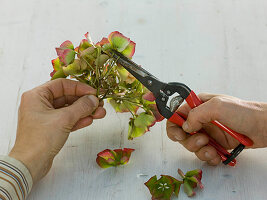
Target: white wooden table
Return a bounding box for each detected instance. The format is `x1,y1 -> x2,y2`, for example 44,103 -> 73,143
1,0 -> 267,199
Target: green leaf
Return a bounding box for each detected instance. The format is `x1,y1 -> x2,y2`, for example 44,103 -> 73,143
51,68 -> 66,80
165,176 -> 183,197
108,31 -> 130,52
145,175 -> 176,200
185,169 -> 202,178
96,148 -> 135,169
121,41 -> 136,58
134,112 -> 155,128
108,99 -> 138,113
183,179 -> 195,197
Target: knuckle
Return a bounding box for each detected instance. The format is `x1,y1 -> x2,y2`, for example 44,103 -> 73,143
210,97 -> 225,117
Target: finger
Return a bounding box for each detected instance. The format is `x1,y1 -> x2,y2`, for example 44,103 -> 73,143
198,93 -> 219,102
207,156 -> 221,166
92,107 -> 106,119
99,100 -> 104,107
71,116 -> 93,131
182,97 -> 222,133
179,133 -> 209,152
166,121 -> 187,141
53,95 -> 79,108
195,145 -> 219,161
62,95 -> 99,123
39,79 -> 96,101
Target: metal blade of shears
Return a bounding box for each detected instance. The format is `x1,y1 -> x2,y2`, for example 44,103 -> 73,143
111,50 -> 166,97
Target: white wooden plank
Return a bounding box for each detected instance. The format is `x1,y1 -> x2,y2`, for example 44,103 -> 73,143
0,0 -> 267,200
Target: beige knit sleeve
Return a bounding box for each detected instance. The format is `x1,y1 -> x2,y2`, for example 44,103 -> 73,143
0,156 -> 33,200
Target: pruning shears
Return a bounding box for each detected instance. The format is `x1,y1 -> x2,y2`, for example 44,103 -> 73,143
111,49 -> 254,166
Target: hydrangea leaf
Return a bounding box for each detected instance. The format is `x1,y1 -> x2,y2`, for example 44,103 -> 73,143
145,175 -> 175,200
102,43 -> 112,51
134,112 -> 156,129
178,168 -> 203,197
60,40 -> 74,50
121,41 -> 136,58
56,48 -> 76,65
78,39 -> 91,53
143,92 -> 156,102
96,37 -> 109,46
108,99 -> 139,113
51,68 -> 66,80
185,169 -> 202,180
95,54 -> 109,68
51,57 -> 62,71
113,148 -> 135,165
183,179 -> 195,197
117,66 -> 135,84
108,31 -> 130,52
128,120 -> 147,140
96,148 -> 135,168
149,104 -> 165,122
165,176 -> 183,197
62,59 -> 84,75
128,113 -> 156,140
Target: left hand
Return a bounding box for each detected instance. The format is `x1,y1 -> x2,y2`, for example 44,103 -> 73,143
9,78 -> 106,183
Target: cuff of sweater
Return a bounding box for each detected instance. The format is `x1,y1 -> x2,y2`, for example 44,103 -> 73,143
0,155 -> 33,200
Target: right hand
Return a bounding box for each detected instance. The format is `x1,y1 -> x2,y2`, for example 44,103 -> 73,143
166,93 -> 267,165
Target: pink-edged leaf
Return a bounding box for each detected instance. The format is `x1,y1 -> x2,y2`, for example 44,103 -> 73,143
183,179 -> 196,197
145,175 -> 175,200
96,157 -> 115,168
51,57 -> 62,71
143,92 -> 156,101
50,68 -> 66,80
134,112 -> 156,128
164,176 -> 183,197
108,31 -> 130,52
96,37 -> 109,46
56,48 -> 75,65
78,39 -> 91,53
185,169 -> 203,189
96,148 -> 135,169
179,169 -> 204,197
121,41 -> 136,58
50,70 -> 56,77
60,40 -> 74,50
114,148 -> 135,164
149,104 -> 164,122
97,149 -> 116,160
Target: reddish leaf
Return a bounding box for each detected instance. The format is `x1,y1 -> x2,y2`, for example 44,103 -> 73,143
96,37 -> 109,46
96,148 -> 135,168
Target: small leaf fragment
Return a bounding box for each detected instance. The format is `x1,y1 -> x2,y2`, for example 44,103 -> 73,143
96,148 -> 135,168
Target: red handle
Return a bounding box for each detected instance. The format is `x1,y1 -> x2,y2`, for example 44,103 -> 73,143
185,91 -> 254,147
169,112 -> 236,166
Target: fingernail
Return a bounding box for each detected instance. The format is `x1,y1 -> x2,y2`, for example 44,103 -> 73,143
87,95 -> 98,108
196,138 -> 206,147
182,122 -> 191,132
205,152 -> 212,159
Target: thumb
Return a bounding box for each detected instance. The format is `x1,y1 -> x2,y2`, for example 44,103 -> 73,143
63,95 -> 99,123
182,98 -> 219,133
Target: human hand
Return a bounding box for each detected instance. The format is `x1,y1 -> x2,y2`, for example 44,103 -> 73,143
166,93 -> 267,165
9,78 -> 106,183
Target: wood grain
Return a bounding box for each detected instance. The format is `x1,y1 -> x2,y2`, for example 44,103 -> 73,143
0,0 -> 267,199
